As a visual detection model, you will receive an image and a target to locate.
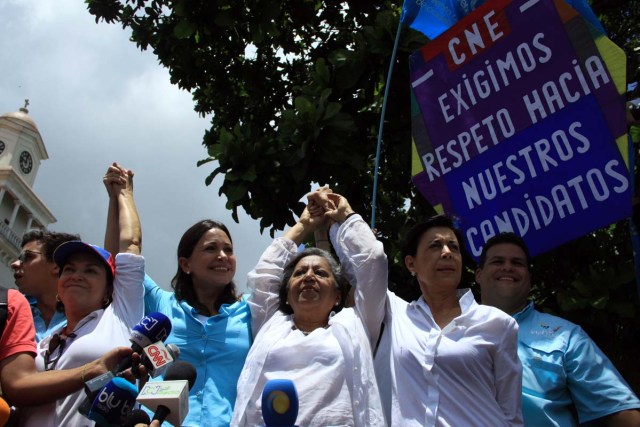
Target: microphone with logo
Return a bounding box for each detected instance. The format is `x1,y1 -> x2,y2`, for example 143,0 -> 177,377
136,342 -> 180,379
86,377 -> 138,427
79,312 -> 173,417
137,361 -> 197,427
261,379 -> 299,427
113,312 -> 173,374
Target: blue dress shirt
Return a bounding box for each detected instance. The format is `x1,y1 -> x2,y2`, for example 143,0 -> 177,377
514,302 -> 640,426
143,275 -> 251,427
27,295 -> 67,343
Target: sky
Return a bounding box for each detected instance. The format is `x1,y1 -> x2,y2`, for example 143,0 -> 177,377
0,0 -> 283,291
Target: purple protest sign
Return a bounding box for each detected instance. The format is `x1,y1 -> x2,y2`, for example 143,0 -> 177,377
409,0 -> 630,258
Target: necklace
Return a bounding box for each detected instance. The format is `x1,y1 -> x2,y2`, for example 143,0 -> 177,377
291,316 -> 330,336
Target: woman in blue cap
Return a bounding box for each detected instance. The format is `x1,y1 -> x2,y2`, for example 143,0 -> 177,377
19,164 -> 144,427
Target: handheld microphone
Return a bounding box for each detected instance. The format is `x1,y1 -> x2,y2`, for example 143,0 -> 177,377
79,313 -> 173,417
261,379 -> 299,427
113,312 -> 173,373
137,361 -> 197,427
123,408 -> 151,427
87,377 -> 138,427
139,342 -> 180,378
0,397 -> 11,426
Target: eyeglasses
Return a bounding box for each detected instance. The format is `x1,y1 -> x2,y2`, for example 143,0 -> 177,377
44,332 -> 77,371
17,250 -> 42,263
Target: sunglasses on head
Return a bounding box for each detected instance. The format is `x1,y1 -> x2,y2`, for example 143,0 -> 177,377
44,332 -> 77,371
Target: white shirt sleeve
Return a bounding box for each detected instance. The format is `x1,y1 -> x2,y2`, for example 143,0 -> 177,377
247,237 -> 297,338
494,316 -> 524,426
112,252 -> 145,327
330,214 -> 387,350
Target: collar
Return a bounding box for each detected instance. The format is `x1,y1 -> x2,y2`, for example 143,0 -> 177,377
63,309 -> 101,335
412,288 -> 475,312
512,301 -> 535,322
26,294 -> 38,306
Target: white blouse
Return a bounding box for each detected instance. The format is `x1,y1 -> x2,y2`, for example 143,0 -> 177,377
374,289 -> 523,426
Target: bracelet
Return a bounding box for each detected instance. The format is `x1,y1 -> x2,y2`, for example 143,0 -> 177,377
345,212 -> 357,220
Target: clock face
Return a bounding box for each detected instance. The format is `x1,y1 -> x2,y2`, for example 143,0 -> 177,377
0,141 -> 5,155
19,151 -> 33,174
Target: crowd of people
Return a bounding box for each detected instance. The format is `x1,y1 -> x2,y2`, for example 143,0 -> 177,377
0,163 -> 638,427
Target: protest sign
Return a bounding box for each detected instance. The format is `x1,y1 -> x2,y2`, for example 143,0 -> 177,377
410,0 -> 630,257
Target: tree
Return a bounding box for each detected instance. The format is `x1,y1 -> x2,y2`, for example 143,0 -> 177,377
86,0 -> 640,391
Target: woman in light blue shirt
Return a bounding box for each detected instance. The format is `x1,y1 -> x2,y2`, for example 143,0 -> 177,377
143,221 -> 251,427
104,164 -> 251,427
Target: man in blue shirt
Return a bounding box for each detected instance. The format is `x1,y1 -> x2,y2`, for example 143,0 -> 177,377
476,232 -> 640,426
11,230 -> 78,342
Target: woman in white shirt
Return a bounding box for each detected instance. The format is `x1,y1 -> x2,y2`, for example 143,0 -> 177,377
232,192 -> 385,427
373,214 -> 523,426
18,165 -> 144,427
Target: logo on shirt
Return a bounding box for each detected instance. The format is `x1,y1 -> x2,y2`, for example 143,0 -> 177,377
530,323 -> 562,336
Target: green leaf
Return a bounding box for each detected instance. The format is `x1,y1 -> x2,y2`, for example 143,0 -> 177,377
315,58 -> 330,83
294,96 -> 313,115
225,182 -> 248,202
323,102 -> 341,120
174,19 -> 195,39
196,157 -> 215,167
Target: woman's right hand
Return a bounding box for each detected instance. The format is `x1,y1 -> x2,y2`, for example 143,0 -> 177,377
103,162 -> 132,198
321,193 -> 355,224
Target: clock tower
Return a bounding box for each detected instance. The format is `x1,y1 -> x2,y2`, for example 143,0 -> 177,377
0,101 -> 56,288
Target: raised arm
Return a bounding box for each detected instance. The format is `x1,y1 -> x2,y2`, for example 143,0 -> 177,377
248,202 -> 329,336
311,191 -> 387,350
103,163 -> 142,255
103,163 -> 122,256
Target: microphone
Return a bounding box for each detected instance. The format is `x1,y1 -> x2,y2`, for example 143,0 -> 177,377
0,397 -> 11,426
261,379 -> 299,427
113,312 -> 173,373
123,409 -> 151,427
87,377 -> 138,427
137,361 -> 197,427
79,313 -> 173,417
139,342 -> 180,378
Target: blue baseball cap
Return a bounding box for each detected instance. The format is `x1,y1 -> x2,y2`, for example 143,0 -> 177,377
53,241 -> 116,279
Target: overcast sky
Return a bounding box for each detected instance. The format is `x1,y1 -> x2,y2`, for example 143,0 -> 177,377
0,0 -> 284,291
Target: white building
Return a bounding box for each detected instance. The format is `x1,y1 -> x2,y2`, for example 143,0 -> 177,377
0,102 -> 56,289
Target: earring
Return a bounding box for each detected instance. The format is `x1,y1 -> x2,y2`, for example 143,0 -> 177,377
334,301 -> 339,306
411,271 -> 416,277
55,294 -> 61,302
285,300 -> 290,305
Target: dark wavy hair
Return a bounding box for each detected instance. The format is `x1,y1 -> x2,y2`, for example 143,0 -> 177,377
278,247 -> 351,315
21,230 -> 81,262
171,220 -> 239,315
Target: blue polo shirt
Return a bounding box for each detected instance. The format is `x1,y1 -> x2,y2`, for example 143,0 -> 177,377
514,302 -> 640,426
143,275 -> 251,427
26,295 -> 67,343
